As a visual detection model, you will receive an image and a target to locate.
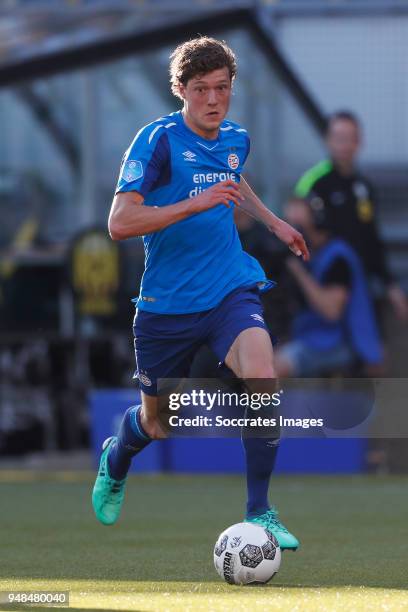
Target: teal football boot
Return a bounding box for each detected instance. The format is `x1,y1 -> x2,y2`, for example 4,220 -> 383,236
246,507 -> 300,551
92,436 -> 127,526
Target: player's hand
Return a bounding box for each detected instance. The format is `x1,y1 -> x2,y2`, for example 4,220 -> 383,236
192,180 -> 244,212
272,219 -> 310,261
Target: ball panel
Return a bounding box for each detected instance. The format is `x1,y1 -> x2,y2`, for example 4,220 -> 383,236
262,540 -> 277,561
265,529 -> 279,547
239,544 -> 263,568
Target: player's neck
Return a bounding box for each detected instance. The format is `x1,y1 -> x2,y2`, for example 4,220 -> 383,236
181,109 -> 219,141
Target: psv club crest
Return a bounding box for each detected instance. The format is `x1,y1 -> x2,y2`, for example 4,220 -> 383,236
228,153 -> 240,170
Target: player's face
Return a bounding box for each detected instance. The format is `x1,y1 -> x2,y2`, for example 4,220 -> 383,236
179,67 -> 232,139
326,119 -> 361,167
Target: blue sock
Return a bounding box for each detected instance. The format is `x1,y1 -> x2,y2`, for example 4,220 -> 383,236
107,405 -> 151,480
242,436 -> 279,518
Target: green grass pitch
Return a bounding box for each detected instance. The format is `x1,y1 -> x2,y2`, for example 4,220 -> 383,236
0,472 -> 407,611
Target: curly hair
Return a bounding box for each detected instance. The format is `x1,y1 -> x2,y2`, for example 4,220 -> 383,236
169,36 -> 237,99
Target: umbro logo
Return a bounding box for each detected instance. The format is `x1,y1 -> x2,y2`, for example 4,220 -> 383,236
182,150 -> 197,162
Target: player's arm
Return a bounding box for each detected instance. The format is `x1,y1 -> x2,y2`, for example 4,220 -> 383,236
108,180 -> 242,240
239,176 -> 309,261
286,257 -> 349,321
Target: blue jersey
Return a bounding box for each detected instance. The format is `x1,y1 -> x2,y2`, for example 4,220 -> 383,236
115,110 -> 269,314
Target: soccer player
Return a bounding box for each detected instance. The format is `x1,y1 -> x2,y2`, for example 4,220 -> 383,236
92,37 -> 308,550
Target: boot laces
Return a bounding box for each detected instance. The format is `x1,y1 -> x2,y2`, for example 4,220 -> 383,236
263,508 -> 289,534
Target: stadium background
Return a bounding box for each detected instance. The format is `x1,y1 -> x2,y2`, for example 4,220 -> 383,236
0,2 -> 408,610
1,0 -> 407,469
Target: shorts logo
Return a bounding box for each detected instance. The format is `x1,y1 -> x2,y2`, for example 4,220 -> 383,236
251,313 -> 264,324
122,160 -> 143,182
139,373 -> 152,387
228,153 -> 239,170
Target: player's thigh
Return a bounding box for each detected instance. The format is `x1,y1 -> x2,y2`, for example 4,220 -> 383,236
133,310 -> 197,407
225,326 -> 276,379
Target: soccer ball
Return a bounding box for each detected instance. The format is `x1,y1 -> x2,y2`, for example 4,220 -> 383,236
213,522 -> 281,585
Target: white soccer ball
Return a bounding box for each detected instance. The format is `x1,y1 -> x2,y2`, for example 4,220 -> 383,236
213,522 -> 281,585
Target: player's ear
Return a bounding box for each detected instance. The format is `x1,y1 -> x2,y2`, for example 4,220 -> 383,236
178,83 -> 186,100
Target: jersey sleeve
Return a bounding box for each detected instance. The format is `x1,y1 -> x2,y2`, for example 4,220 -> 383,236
115,126 -> 171,198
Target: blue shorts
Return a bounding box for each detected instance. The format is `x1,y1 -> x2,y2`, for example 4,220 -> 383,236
133,285 -> 268,395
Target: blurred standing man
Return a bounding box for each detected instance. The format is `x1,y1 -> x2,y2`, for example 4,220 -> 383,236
295,111 -> 408,321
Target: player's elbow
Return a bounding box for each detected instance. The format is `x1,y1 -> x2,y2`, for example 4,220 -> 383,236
109,214 -> 132,241
108,205 -> 130,240
109,217 -> 145,240
108,193 -> 145,240
108,218 -> 123,241
109,230 -> 122,241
